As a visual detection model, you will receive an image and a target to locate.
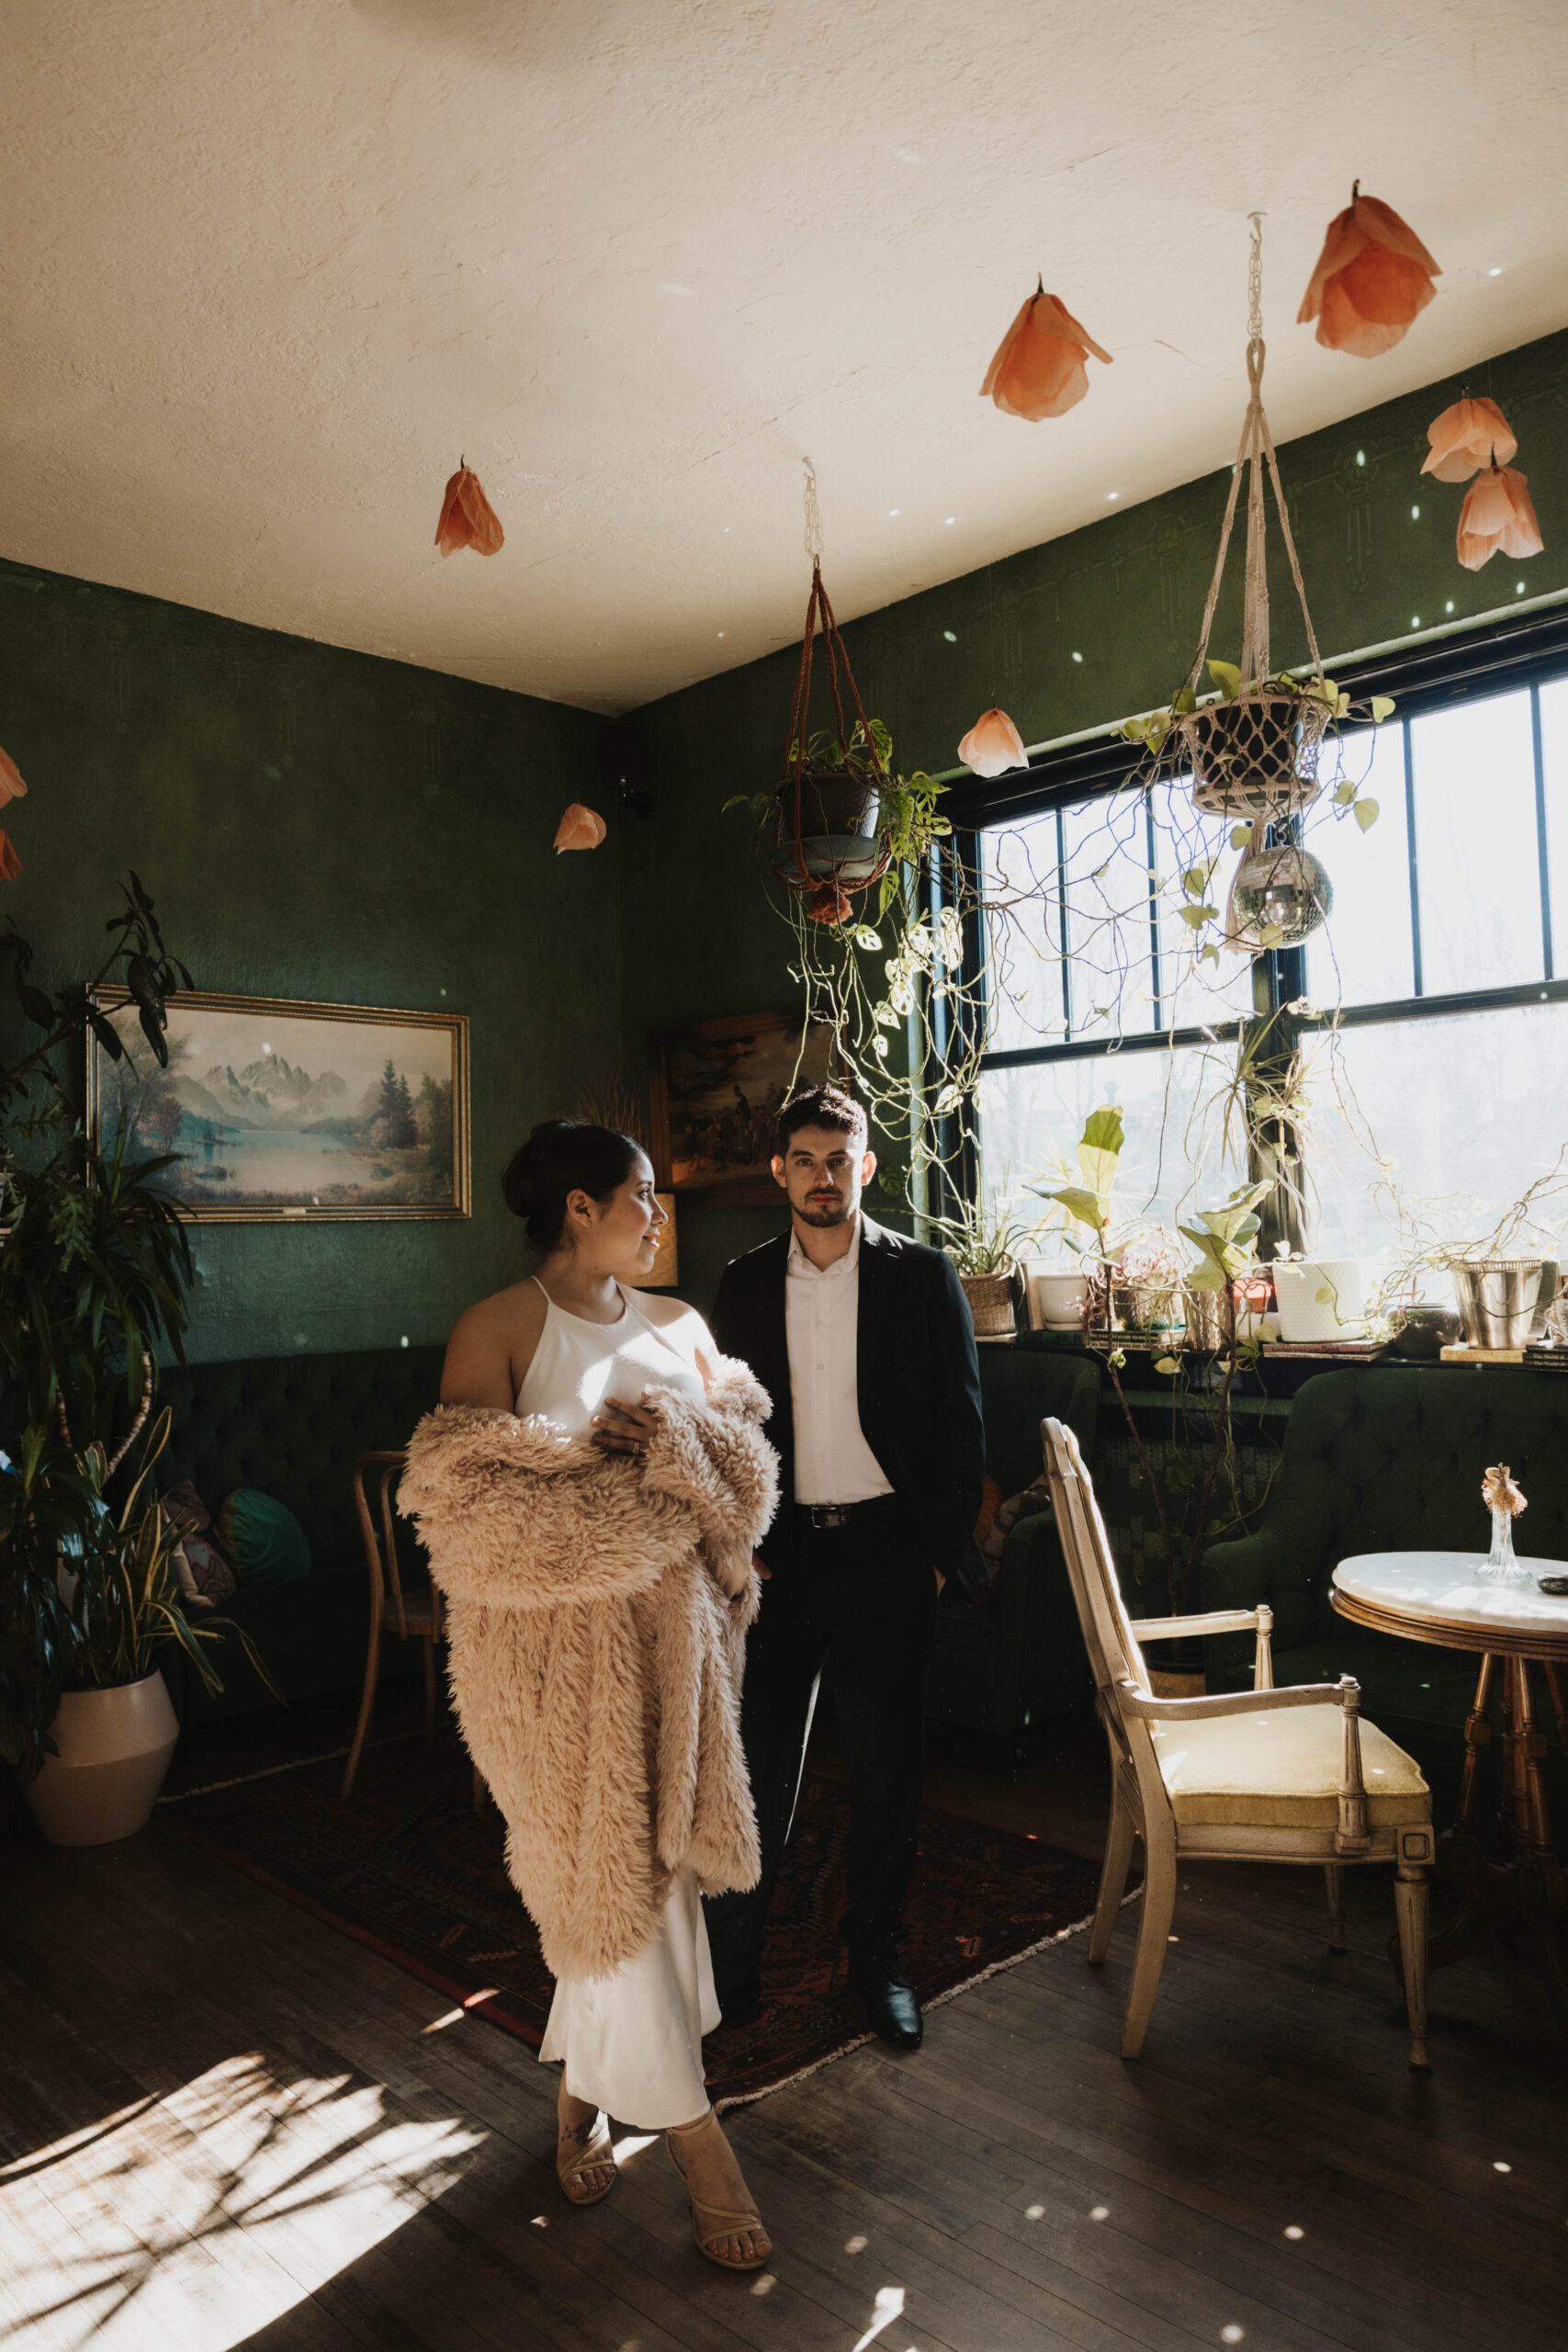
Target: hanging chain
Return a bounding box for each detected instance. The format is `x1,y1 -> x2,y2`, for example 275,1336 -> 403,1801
802,457 -> 825,568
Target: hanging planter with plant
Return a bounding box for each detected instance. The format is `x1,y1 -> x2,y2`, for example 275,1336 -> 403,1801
726,462 -> 951,928
1122,219 -> 1392,825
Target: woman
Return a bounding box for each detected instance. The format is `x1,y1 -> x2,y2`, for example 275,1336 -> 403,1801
400,1121 -> 775,2271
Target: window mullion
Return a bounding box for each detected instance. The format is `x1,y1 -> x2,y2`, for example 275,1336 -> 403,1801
1402,715 -> 1423,999
1531,682 -> 1554,982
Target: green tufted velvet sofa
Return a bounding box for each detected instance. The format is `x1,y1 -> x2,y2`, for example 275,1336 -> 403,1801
150,1339 -> 1101,1743
926,1347 -> 1102,1744
1201,1366 -> 1568,1775
155,1345 -> 446,1723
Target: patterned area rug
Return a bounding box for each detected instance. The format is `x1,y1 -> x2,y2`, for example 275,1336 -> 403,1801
162,1734 -> 1106,2107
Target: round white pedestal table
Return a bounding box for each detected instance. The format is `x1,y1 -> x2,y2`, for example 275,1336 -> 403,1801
1333,1551 -> 1568,2027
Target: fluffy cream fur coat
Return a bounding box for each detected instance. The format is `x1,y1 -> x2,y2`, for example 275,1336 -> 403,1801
399,1360 -> 777,1982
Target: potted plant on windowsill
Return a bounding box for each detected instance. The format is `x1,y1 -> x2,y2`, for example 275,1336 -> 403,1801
930,1193 -> 1043,1340
14,1410 -> 280,1846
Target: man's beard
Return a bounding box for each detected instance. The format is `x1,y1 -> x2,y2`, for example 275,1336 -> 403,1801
796,1193 -> 851,1228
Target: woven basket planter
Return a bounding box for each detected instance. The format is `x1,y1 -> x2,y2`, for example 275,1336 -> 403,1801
961,1268 -> 1018,1339
1179,694 -> 1328,820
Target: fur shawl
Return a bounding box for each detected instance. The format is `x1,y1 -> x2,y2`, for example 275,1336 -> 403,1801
399,1359 -> 777,1982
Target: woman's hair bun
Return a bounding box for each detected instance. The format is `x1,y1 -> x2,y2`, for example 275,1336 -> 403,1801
502,1119 -> 643,1250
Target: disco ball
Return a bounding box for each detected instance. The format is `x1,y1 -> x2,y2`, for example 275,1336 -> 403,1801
1231,843 -> 1332,948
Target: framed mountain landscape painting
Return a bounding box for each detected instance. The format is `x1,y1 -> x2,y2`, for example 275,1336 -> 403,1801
86,989 -> 469,1220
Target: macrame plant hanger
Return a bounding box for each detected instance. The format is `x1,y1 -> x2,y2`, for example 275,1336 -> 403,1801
1179,216 -> 1332,821
773,459 -> 892,924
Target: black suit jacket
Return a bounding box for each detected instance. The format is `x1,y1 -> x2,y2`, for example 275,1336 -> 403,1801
710,1216 -> 987,1595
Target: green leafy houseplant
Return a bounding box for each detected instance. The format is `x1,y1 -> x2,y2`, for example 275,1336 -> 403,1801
63,1410 -> 281,1705
0,874 -> 235,1780
1038,1108 -> 1282,1617
726,718 -> 953,923
929,1191 -> 1042,1279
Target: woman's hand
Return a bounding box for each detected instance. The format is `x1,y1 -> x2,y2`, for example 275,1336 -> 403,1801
590,1393 -> 661,1461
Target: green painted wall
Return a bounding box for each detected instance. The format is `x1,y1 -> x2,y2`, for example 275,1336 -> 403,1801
0,560 -> 614,1362
623,327 -> 1568,1307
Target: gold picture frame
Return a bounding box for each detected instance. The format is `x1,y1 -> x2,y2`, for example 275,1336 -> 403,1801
86,988 -> 470,1222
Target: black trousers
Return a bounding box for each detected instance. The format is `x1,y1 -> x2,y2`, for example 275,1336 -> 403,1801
704,1497 -> 936,2008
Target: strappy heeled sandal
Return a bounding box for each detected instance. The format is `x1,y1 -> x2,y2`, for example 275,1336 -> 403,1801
666,2109 -> 773,2272
556,2105 -> 617,2206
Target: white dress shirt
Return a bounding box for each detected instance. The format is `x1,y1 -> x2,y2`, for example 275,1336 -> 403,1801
784,1217 -> 894,1504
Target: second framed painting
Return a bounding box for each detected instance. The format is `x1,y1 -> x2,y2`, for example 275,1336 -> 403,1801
647,1012 -> 839,1206
86,989 -> 470,1221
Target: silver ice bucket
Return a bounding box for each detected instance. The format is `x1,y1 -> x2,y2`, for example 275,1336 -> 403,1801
1447,1258 -> 1546,1350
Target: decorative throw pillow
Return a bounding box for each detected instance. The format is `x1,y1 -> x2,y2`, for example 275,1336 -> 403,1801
981,1480 -> 1054,1571
162,1477 -> 215,1537
160,1481 -> 238,1600
182,1531 -> 238,1602
216,1488 -> 312,1586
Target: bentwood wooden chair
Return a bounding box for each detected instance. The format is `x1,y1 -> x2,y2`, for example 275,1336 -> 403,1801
1040,1416 -> 1434,2068
343,1450 -> 484,1811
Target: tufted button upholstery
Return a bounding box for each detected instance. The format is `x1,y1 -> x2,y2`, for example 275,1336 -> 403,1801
155,1345 -> 445,1722
1202,1368 -> 1568,1762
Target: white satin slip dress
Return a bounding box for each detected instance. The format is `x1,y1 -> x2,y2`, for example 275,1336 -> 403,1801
521,1277 -> 720,2128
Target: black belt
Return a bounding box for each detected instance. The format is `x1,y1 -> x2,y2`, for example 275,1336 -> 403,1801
793,1496 -> 901,1532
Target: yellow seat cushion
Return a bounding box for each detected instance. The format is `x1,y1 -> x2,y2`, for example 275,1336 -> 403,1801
1149,1704 -> 1430,1830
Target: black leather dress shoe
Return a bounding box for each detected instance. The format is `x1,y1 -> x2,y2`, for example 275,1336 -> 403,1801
854,1962 -> 923,2050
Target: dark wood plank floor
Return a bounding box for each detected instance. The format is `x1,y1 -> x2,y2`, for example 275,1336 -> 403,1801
2,1736 -> 1563,2352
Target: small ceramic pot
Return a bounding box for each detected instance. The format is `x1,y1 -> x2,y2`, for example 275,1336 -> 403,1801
1025,1266 -> 1089,1329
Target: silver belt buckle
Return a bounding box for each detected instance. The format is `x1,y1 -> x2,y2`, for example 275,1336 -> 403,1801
808,1503 -> 852,1530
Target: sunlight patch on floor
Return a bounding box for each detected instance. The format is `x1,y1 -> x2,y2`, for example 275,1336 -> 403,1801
0,2049 -> 486,2350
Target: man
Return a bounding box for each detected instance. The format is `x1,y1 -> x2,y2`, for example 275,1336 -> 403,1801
705,1084 -> 986,2049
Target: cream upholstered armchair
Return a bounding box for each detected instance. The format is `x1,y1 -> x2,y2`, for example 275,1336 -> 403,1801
1041,1417 -> 1434,2068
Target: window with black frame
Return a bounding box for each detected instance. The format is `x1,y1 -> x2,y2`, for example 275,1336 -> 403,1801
965,611 -> 1568,1276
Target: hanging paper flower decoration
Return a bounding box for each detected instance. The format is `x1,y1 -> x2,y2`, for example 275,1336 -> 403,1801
957,707 -> 1027,776
553,803 -> 607,853
1456,464 -> 1543,571
981,283 -> 1111,420
434,465 -> 504,558
805,882 -> 852,925
1297,190 -> 1439,358
0,745 -> 26,807
0,830 -> 21,881
1421,397 -> 1517,483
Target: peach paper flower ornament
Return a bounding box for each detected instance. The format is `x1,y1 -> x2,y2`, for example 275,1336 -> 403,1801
957,707 -> 1027,776
0,830 -> 21,882
0,744 -> 26,807
1297,189 -> 1439,358
1456,463 -> 1543,571
553,803 -> 607,854
434,464 -> 504,558
981,282 -> 1111,421
1421,397 -> 1517,483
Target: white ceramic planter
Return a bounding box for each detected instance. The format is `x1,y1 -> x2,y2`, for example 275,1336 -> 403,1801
1024,1263 -> 1089,1329
23,1669 -> 179,1848
1272,1259 -> 1367,1343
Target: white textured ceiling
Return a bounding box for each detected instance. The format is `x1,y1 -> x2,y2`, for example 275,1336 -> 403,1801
5,1 -> 1567,715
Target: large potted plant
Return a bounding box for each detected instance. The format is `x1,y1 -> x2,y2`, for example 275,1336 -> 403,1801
0,874 -> 219,1810
13,1411 -> 278,1844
